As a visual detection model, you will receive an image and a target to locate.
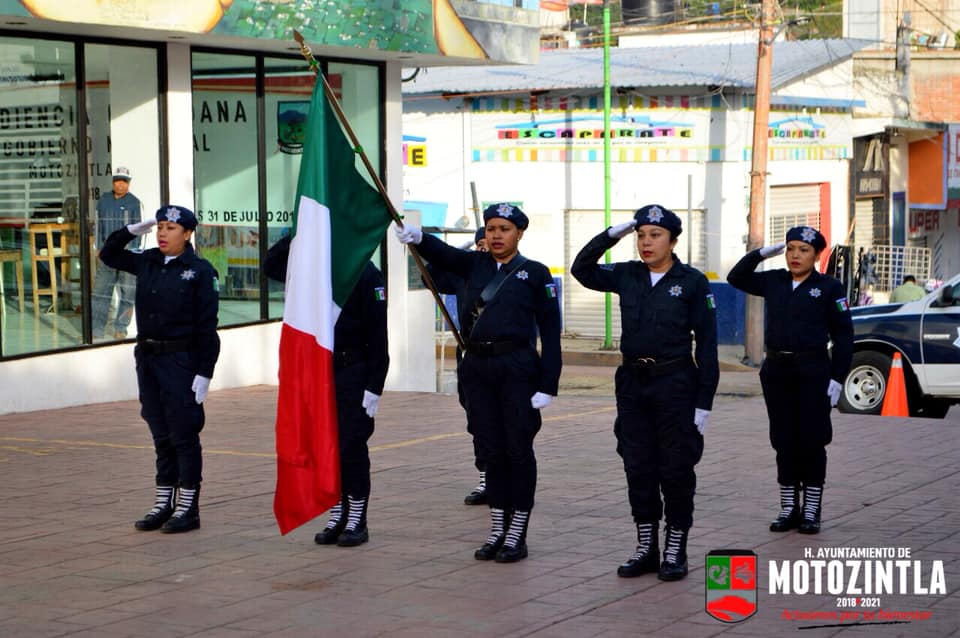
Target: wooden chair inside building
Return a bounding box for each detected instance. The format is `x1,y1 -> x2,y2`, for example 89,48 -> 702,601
28,222 -> 79,317
0,248 -> 25,313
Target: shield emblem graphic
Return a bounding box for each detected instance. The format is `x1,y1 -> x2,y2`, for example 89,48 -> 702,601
705,549 -> 758,623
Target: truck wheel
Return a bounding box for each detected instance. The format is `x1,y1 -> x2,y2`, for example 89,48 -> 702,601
838,351 -> 891,415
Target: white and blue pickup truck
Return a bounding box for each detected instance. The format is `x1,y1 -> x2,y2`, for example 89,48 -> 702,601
839,272 -> 960,418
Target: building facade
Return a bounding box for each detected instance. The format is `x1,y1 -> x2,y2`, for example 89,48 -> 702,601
402,41 -> 870,342
0,0 -> 541,414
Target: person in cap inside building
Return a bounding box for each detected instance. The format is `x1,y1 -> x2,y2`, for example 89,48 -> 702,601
427,227 -> 490,505
571,204 -> 719,581
92,166 -> 142,339
396,203 -> 561,563
99,205 -> 220,533
263,233 -> 389,547
727,226 -> 853,535
889,275 -> 926,303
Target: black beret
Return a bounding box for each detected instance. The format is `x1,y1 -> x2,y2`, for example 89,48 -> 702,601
786,225 -> 826,251
156,205 -> 198,230
482,202 -> 528,230
633,204 -> 682,236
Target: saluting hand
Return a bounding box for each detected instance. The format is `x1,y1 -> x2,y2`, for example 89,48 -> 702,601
127,218 -> 157,236
192,375 -> 210,404
758,242 -> 786,258
530,392 -> 553,410
607,220 -> 637,240
827,379 -> 842,407
362,390 -> 381,418
394,225 -> 423,245
694,408 -> 710,435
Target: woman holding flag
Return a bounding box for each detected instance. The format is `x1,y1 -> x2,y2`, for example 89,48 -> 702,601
396,203 -> 561,563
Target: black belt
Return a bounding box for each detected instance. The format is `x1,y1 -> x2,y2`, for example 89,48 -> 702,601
466,339 -> 529,356
765,349 -> 828,364
334,349 -> 366,369
622,355 -> 691,376
136,338 -> 193,354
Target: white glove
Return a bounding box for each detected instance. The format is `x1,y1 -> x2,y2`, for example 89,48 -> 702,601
394,225 -> 423,245
607,220 -> 637,239
827,379 -> 842,407
127,219 -> 157,236
191,375 -> 210,404
530,392 -> 553,410
694,408 -> 710,435
362,390 -> 381,418
758,242 -> 786,259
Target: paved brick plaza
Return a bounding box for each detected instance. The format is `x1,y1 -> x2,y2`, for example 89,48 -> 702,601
1,367 -> 957,637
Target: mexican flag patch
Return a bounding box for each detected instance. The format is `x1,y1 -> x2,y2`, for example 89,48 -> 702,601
545,283 -> 558,299
706,293 -> 716,310
836,297 -> 849,312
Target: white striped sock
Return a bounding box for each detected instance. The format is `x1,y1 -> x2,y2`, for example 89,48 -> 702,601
485,508 -> 505,545
503,510 -> 529,549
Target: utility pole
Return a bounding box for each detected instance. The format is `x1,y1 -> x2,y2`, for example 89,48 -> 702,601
744,0 -> 777,366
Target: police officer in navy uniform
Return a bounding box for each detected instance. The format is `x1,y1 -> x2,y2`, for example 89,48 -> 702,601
396,203 -> 561,563
99,205 -> 220,534
571,205 -> 719,581
727,226 -> 853,534
427,227 -> 489,505
264,234 -> 389,547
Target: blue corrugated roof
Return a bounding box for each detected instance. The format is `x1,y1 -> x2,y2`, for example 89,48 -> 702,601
402,39 -> 875,94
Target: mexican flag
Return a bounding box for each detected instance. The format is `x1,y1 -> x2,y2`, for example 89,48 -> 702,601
273,76 -> 393,535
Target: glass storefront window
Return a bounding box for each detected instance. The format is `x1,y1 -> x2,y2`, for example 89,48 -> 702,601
192,52 -> 259,326
192,53 -> 383,325
0,37 -> 79,356
85,43 -> 160,344
0,37 -> 160,357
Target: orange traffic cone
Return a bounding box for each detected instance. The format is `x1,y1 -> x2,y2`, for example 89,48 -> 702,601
881,352 -> 909,416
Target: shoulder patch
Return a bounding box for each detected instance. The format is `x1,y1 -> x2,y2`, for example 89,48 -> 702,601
212,277 -> 219,293
835,297 -> 849,312
374,286 -> 386,301
545,283 -> 558,299
706,293 -> 716,310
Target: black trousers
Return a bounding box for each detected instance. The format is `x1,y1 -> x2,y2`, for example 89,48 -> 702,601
136,349 -> 205,487
759,357 -> 832,487
614,365 -> 703,530
460,347 -> 542,511
335,361 -> 375,498
455,348 -> 485,473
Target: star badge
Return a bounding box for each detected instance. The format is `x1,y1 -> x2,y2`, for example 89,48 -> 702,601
167,207 -> 181,223
497,203 -> 514,217
809,287 -> 821,297
647,206 -> 664,223
801,227 -> 816,243
516,270 -> 529,280
669,284 -> 682,297
181,269 -> 196,281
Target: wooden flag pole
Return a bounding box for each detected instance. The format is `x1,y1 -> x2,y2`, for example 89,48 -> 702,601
293,30 -> 465,351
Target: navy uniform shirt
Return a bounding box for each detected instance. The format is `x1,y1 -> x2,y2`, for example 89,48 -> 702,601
99,227 -> 220,378
727,249 -> 854,382
264,236 -> 389,395
571,230 -> 720,411
416,233 -> 562,396
96,192 -> 142,249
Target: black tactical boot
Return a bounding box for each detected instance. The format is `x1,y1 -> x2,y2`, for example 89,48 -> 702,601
161,484 -> 200,534
464,472 -> 488,505
617,522 -> 660,577
475,507 -> 507,560
495,509 -> 529,563
314,499 -> 347,545
657,525 -> 689,581
770,484 -> 802,532
337,495 -> 369,547
134,485 -> 176,531
798,485 -> 822,534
